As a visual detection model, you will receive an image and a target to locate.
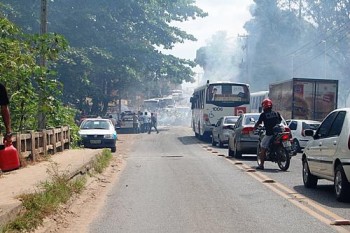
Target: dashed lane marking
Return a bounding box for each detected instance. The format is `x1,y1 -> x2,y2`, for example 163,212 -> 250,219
225,158 -> 350,233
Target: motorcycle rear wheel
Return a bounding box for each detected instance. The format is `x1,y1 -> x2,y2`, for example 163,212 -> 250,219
277,145 -> 290,171
256,143 -> 263,166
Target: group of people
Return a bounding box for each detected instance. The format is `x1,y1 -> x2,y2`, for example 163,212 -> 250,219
127,111 -> 158,134
138,112 -> 159,134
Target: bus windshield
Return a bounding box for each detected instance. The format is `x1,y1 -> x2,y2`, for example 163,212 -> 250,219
143,99 -> 159,111
207,84 -> 249,104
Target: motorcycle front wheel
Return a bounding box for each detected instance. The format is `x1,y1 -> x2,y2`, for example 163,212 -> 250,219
277,145 -> 290,171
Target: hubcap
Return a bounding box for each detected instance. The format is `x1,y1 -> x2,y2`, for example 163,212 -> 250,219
335,171 -> 342,195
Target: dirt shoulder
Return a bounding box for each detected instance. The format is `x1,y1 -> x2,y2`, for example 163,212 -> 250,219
34,133 -> 138,233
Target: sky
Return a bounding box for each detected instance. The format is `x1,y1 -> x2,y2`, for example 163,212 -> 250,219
168,0 -> 254,62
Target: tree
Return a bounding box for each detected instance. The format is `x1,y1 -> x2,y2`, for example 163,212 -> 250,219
2,0 -> 207,114
0,16 -> 68,131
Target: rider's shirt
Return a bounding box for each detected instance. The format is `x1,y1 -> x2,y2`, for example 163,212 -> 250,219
256,110 -> 282,136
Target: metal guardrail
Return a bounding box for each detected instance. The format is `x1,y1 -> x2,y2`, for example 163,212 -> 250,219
11,126 -> 70,161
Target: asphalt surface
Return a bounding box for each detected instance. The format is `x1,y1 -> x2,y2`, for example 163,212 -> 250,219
89,126 -> 350,233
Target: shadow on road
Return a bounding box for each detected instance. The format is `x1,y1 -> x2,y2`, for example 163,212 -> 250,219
294,185 -> 350,207
177,136 -> 201,145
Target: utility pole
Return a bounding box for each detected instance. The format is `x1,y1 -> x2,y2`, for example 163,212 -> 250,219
238,34 -> 249,82
38,0 -> 47,129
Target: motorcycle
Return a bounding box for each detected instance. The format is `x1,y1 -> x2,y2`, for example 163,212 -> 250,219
255,124 -> 293,171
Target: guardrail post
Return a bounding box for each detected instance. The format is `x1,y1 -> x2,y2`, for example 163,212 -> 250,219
65,126 -> 70,149
52,128 -> 57,154
42,129 -> 47,155
15,133 -> 22,158
30,131 -> 36,161
60,126 -> 64,152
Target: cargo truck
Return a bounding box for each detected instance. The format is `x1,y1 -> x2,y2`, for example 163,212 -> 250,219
269,78 -> 338,121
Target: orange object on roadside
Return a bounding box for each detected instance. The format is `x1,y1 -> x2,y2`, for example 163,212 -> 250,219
0,144 -> 20,172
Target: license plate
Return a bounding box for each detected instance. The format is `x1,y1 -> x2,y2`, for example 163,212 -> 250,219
90,140 -> 101,144
282,141 -> 291,147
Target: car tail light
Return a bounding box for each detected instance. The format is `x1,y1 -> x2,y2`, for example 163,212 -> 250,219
281,133 -> 290,141
301,129 -> 306,137
242,126 -> 254,134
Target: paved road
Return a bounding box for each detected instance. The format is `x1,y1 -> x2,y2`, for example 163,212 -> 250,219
89,126 -> 350,233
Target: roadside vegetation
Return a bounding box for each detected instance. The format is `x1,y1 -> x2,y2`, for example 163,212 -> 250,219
0,1 -> 206,137
0,149 -> 113,233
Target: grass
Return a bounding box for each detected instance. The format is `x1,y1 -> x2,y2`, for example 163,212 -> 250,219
1,148 -> 113,233
93,148 -> 113,173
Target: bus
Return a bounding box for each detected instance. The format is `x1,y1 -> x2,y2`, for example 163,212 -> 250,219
158,96 -> 175,108
142,99 -> 160,112
190,81 -> 250,139
250,91 -> 269,113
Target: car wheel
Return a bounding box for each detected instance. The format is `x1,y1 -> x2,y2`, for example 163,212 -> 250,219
334,164 -> 350,202
293,139 -> 301,153
302,159 -> 318,188
228,145 -> 235,157
234,141 -> 242,159
218,136 -> 224,148
211,133 -> 216,146
111,147 -> 116,153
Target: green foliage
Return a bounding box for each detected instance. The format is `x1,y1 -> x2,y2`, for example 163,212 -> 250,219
1,0 -> 207,116
93,149 -> 113,173
0,15 -> 71,132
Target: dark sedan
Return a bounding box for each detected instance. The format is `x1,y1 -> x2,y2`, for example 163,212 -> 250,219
228,113 -> 260,158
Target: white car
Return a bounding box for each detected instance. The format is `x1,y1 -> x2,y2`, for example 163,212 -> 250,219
286,119 -> 321,152
211,116 -> 239,147
79,118 -> 117,152
302,108 -> 350,201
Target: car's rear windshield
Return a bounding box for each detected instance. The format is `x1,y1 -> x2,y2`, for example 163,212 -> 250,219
81,120 -> 110,129
225,117 -> 238,124
303,122 -> 320,130
244,115 -> 260,125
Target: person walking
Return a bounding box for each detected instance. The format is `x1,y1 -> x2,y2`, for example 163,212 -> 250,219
148,113 -> 159,134
0,83 -> 12,146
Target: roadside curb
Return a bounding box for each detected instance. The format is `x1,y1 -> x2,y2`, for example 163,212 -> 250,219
0,149 -> 101,228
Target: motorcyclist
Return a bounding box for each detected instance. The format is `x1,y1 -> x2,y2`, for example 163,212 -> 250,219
253,98 -> 282,170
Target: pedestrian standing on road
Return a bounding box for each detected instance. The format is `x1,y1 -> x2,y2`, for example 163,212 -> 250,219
109,115 -> 116,128
0,83 -> 12,146
144,112 -> 150,132
148,113 -> 159,134
132,113 -> 139,133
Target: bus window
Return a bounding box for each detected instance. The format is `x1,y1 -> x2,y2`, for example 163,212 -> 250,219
207,84 -> 249,103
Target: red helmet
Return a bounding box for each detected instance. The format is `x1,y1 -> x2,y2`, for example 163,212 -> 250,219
262,98 -> 273,110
